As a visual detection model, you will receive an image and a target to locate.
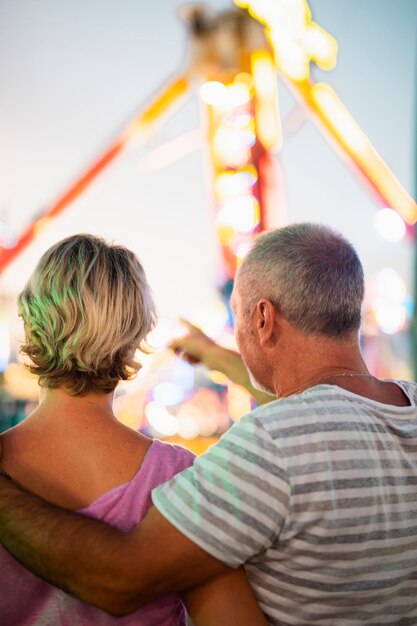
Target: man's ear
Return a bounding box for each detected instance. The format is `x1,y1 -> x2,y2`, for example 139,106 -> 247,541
254,300 -> 276,346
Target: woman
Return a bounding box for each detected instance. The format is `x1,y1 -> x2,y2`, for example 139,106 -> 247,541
0,234 -> 268,626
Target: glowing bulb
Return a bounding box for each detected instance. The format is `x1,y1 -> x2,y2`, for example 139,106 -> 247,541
198,415 -> 218,437
217,196 -> 260,233
171,358 -> 195,392
152,382 -> 185,406
275,39 -> 309,81
214,169 -> 257,200
226,83 -> 252,107
375,208 -> 406,243
199,81 -> 228,106
376,268 -> 407,302
213,128 -> 256,167
145,402 -> 179,436
373,299 -> 407,335
178,415 -> 200,439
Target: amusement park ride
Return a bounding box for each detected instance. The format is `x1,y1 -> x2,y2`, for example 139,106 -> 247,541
0,0 -> 415,277
0,0 -> 416,442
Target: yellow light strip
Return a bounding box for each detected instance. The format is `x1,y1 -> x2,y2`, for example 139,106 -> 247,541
124,76 -> 189,138
297,81 -> 417,224
251,50 -> 283,151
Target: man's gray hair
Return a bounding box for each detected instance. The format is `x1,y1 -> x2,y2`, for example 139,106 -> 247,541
238,223 -> 364,337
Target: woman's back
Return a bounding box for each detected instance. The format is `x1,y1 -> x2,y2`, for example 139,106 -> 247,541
1,412 -> 195,626
1,394 -> 155,511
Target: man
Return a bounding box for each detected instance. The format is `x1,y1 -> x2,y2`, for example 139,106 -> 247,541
0,222 -> 416,625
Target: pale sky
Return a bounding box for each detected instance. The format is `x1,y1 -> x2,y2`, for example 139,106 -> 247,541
0,0 -> 416,329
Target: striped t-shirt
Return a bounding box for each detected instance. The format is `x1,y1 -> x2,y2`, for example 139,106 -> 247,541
152,381 -> 417,626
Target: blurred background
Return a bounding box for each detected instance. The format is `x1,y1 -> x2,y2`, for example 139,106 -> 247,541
0,0 -> 416,452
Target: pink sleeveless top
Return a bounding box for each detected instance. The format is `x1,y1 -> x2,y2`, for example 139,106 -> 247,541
1,439 -> 195,625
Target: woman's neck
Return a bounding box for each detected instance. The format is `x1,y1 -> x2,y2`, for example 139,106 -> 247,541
40,386 -> 114,407
27,386 -> 116,426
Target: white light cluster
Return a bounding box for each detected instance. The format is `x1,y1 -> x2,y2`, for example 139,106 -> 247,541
375,208 -> 406,243
371,268 -> 411,335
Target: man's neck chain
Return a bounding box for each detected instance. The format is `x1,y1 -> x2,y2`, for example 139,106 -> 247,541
280,371 -> 375,399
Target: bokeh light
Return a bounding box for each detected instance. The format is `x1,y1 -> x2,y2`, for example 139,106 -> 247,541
177,415 -> 200,439
376,267 -> 407,302
152,381 -> 185,406
214,168 -> 257,200
373,299 -> 408,335
213,127 -> 255,167
370,267 -> 411,335
216,196 -> 260,234
375,208 -> 406,243
145,402 -> 179,436
0,220 -> 17,249
199,81 -> 228,107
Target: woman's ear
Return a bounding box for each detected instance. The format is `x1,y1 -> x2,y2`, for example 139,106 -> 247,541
255,299 -> 276,346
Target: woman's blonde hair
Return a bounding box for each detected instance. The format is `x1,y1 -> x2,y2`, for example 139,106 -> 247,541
18,234 -> 156,395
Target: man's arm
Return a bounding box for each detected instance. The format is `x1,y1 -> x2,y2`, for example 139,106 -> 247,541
170,320 -> 274,405
0,476 -> 230,616
184,568 -> 269,626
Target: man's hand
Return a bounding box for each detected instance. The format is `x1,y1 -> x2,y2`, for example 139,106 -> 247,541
170,320 -> 274,405
169,319 -> 220,368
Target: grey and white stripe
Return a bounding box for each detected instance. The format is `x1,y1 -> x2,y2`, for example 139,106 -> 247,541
153,380 -> 417,625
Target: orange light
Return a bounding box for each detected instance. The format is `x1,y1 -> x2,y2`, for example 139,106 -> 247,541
33,216 -> 51,237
